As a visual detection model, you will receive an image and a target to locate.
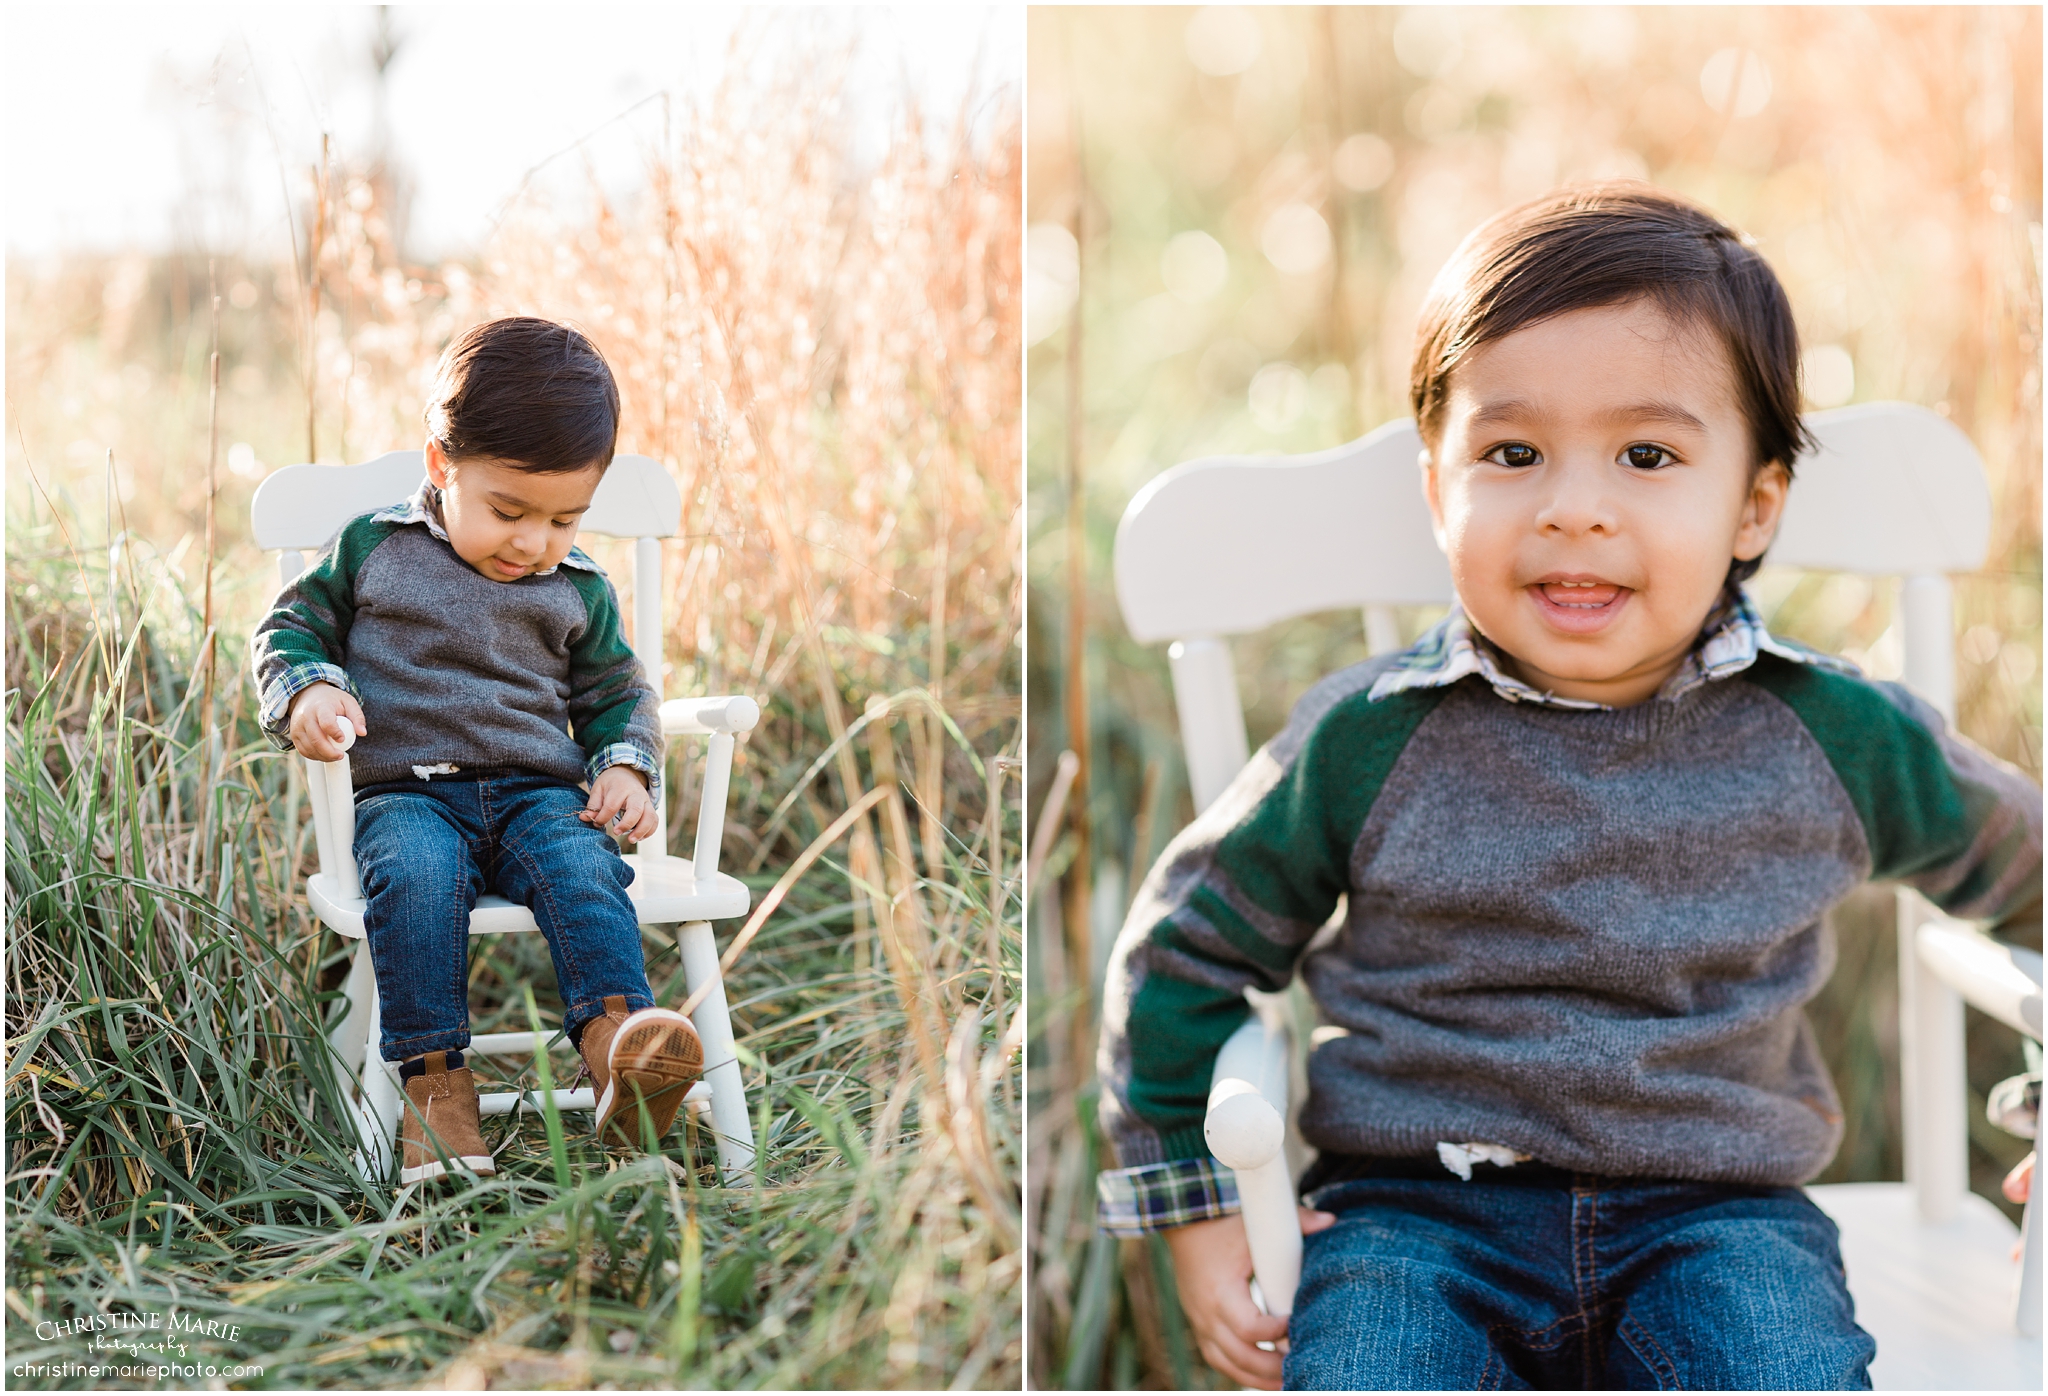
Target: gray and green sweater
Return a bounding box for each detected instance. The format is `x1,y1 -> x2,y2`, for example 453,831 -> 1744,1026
1096,596 -> 2041,1230
250,482 -> 663,796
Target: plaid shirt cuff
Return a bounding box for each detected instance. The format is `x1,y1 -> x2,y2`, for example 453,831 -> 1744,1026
258,663 -> 358,751
587,743 -> 662,803
1097,1157 -> 1240,1236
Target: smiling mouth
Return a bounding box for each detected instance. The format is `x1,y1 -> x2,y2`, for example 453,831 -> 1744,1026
1525,578 -> 1632,632
1535,580 -> 1623,608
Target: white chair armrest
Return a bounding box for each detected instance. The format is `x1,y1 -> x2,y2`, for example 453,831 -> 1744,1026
1916,922 -> 2044,1040
660,695 -> 761,736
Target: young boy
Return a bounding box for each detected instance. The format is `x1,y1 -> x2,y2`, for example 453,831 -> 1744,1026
253,317 -> 704,1185
1095,185 -> 2041,1389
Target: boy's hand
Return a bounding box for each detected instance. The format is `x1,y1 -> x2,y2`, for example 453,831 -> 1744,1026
583,766 -> 657,842
1163,1206 -> 1336,1390
288,682 -> 367,760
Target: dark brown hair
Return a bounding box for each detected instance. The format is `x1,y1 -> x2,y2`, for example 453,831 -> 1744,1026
424,317 -> 620,474
1411,184 -> 1812,583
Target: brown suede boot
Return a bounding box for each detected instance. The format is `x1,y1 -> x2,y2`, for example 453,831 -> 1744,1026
398,1051 -> 496,1184
577,995 -> 703,1149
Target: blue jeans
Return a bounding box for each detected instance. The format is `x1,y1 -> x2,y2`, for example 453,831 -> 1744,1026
353,772 -> 654,1060
1284,1158 -> 1875,1390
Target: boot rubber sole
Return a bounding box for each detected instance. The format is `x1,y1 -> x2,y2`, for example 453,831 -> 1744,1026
399,1154 -> 497,1184
595,1008 -> 703,1148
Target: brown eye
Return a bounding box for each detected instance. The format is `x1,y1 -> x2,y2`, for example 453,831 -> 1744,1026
1487,442 -> 1540,468
1624,443 -> 1674,470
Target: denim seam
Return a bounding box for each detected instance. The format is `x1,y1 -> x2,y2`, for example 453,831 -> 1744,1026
1491,1308 -> 1587,1355
1614,1313 -> 1681,1391
1573,1186 -> 1600,1388
449,822 -> 472,1039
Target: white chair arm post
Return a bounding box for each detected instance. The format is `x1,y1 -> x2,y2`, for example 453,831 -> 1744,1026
658,696 -> 760,875
1169,638 -> 1252,816
1207,1012 -> 1301,1319
306,717 -> 362,902
1898,890 -> 1969,1225
693,734 -> 735,879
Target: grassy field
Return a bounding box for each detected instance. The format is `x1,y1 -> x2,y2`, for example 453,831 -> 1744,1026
1025,8 -> 2041,1387
5,46 -> 1021,1391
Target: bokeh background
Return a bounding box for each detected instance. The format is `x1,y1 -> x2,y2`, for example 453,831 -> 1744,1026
1025,7 -> 2041,1387
7,6 -> 1021,1388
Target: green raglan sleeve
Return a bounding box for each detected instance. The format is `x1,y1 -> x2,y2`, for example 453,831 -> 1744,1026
249,516 -> 398,752
1749,659 -> 2042,941
562,554 -> 665,800
1093,666 -> 1446,1219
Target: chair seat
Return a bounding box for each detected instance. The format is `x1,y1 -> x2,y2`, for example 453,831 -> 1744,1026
307,853 -> 751,939
1805,1182 -> 2040,1389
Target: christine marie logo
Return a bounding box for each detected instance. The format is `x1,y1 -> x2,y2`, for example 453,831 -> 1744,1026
14,1308 -> 266,1384
33,1308 -> 241,1348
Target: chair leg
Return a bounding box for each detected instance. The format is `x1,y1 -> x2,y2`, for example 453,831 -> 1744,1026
353,977 -> 401,1181
327,941 -> 375,1081
678,920 -> 756,1185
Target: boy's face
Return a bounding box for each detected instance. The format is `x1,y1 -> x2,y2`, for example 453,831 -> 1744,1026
424,441 -> 603,582
1423,299 -> 1789,707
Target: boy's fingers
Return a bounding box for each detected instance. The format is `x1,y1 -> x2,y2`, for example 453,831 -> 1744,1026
1299,1206 -> 1337,1234
341,693 -> 368,735
625,797 -> 658,841
1213,1283 -> 1289,1344
2002,1154 -> 2033,1204
1227,1307 -> 1291,1345
585,780 -> 631,829
1200,1331 -> 1284,1389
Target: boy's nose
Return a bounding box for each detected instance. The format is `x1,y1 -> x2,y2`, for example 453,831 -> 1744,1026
1533,460 -> 1619,535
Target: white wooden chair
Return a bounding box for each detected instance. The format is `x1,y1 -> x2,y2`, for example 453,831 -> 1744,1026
1113,403 -> 2043,1388
251,450 -> 762,1187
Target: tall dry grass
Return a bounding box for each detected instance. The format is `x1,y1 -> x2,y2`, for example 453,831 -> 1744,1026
6,28 -> 1020,1390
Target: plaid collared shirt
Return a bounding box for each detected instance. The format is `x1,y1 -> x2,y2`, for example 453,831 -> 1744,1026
1368,588 -> 1858,710
1097,589 -> 1863,1235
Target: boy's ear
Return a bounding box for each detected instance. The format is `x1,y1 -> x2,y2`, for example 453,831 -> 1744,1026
1732,460 -> 1791,562
424,438 -> 452,489
1419,447 -> 1450,554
